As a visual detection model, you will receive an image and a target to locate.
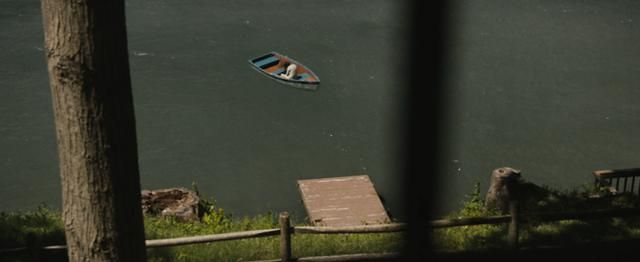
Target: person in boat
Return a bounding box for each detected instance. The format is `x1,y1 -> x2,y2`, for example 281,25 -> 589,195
279,62 -> 297,79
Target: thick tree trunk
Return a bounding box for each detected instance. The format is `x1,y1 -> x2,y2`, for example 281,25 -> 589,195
41,0 -> 147,261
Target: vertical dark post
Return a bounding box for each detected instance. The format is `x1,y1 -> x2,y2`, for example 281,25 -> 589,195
402,1 -> 448,260
508,200 -> 520,248
279,212 -> 292,262
25,233 -> 41,261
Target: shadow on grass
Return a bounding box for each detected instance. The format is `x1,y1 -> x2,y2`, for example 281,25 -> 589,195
0,204 -> 67,262
433,183 -> 640,251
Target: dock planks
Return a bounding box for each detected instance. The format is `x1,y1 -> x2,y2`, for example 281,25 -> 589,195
297,175 -> 390,227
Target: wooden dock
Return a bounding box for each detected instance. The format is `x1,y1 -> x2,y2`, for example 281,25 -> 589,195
297,175 -> 390,226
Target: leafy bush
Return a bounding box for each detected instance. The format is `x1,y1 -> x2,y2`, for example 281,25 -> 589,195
0,204 -> 65,249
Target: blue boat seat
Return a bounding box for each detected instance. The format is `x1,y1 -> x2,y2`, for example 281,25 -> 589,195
271,67 -> 286,75
254,56 -> 279,68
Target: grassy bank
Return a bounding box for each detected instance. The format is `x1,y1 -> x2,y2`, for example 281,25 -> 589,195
432,183 -> 640,250
4,183 -> 640,260
144,211 -> 402,261
0,198 -> 402,261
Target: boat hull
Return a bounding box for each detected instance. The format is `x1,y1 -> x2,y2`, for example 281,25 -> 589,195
248,52 -> 320,90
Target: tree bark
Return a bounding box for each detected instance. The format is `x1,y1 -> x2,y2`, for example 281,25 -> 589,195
41,0 -> 147,261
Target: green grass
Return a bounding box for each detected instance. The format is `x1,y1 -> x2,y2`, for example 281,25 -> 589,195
0,204 -> 66,262
432,183 -> 505,250
0,199 -> 401,261
0,204 -> 65,249
5,182 -> 640,260
432,183 -> 640,250
144,207 -> 402,261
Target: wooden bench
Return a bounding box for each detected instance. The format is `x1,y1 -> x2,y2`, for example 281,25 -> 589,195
253,55 -> 279,68
594,168 -> 640,194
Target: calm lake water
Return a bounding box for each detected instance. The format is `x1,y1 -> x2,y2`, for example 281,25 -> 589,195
0,0 -> 406,218
437,0 -> 640,215
1,0 -> 639,219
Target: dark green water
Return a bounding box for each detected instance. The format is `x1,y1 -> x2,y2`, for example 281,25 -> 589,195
0,0 -> 405,217
438,0 -> 640,215
2,0 -> 639,219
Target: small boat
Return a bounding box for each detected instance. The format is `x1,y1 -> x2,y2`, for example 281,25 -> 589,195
248,51 -> 320,90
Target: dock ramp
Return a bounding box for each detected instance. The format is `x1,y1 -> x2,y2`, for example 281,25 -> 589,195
297,175 -> 390,226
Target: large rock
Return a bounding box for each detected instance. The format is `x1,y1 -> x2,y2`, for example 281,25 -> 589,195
141,188 -> 200,221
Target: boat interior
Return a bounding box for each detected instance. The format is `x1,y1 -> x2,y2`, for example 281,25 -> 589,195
252,53 -> 317,81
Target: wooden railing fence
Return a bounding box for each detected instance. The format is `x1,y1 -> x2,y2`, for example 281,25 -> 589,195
5,168 -> 640,261
4,204 -> 640,261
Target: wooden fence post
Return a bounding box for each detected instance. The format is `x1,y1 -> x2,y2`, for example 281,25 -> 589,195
508,200 -> 520,248
279,212 -> 292,262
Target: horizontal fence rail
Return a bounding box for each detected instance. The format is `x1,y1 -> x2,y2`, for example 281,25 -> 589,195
251,252 -> 400,262
4,206 -> 640,260
294,223 -> 406,234
145,228 -> 281,248
295,252 -> 400,262
532,207 -> 640,222
594,168 -> 640,178
430,215 -> 512,228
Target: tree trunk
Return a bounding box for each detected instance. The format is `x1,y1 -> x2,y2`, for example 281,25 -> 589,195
41,0 -> 147,261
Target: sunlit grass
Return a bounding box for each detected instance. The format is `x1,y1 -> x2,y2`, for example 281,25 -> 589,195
0,202 -> 401,261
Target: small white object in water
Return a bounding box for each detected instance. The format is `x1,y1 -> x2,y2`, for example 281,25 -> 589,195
133,51 -> 152,57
